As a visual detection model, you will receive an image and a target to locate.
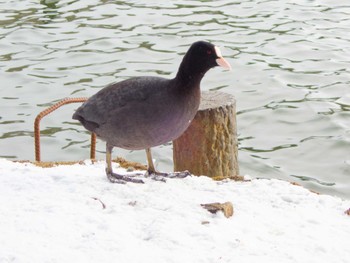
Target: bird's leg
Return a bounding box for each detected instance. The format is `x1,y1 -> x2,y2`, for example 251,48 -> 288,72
146,148 -> 157,174
145,148 -> 191,181
105,144 -> 144,184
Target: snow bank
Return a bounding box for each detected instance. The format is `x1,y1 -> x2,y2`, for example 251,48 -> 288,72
0,159 -> 349,263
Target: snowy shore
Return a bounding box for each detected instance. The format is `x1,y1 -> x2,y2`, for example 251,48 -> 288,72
0,158 -> 349,263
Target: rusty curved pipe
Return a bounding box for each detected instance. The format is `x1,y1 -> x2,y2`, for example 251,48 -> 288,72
34,97 -> 96,162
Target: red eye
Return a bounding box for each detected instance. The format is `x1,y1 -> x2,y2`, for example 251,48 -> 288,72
207,50 -> 212,55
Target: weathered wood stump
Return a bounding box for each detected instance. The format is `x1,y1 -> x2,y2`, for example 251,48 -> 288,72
173,91 -> 239,180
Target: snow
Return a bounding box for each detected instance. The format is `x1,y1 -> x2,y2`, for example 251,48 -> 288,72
0,158 -> 349,263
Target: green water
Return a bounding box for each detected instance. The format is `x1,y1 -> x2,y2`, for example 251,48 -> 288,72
0,0 -> 349,198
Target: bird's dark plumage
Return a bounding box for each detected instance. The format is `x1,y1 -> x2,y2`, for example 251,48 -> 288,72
72,41 -> 231,183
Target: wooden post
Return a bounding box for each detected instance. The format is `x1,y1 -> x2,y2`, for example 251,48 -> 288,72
173,91 -> 239,180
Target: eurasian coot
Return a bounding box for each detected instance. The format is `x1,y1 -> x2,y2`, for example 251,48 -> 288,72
73,41 -> 231,183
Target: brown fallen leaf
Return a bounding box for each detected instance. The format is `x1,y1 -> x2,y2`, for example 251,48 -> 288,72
201,202 -> 234,218
345,208 -> 350,216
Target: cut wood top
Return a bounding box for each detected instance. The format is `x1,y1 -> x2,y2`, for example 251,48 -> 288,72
199,91 -> 236,111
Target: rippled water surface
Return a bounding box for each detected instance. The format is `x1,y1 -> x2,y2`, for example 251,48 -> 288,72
1,0 -> 349,198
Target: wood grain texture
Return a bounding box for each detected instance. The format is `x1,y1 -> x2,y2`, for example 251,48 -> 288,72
173,91 -> 239,180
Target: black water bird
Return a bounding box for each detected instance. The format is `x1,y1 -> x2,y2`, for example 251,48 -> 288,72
73,41 -> 231,183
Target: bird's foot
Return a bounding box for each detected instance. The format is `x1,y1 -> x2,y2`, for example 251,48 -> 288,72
145,170 -> 191,182
107,172 -> 144,184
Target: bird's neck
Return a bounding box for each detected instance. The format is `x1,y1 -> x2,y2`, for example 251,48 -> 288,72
174,62 -> 206,91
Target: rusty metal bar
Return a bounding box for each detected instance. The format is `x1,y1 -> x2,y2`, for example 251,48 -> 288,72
90,131 -> 97,160
34,97 -> 96,162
